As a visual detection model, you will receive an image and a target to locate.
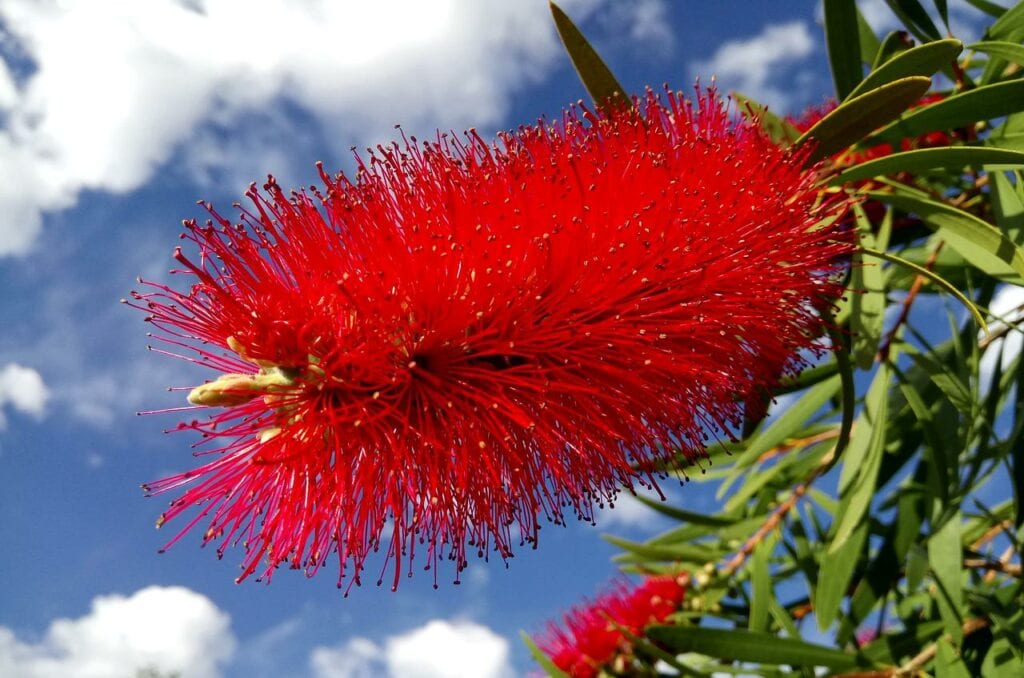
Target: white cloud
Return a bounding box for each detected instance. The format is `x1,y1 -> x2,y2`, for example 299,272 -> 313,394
691,22 -> 815,113
310,619 -> 512,678
0,0 -> 606,256
980,285 -> 1024,391
0,586 -> 236,678
0,362 -> 48,428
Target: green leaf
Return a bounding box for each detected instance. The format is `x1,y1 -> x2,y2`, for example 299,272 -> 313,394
906,542 -> 930,591
835,146 -> 1024,183
848,38 -> 962,100
868,191 -> 1024,285
909,351 -> 975,415
933,0 -> 949,27
989,1 -> 1024,41
885,0 -> 943,41
604,535 -> 720,565
724,375 -> 841,482
850,206 -> 887,369
869,80 -> 1024,143
930,512 -> 965,642
824,0 -> 864,100
872,191 -> 1024,286
733,91 -> 800,144
936,636 -> 973,677
645,626 -> 866,671
816,518 -> 870,631
827,321 -> 856,463
873,31 -> 915,69
860,621 -> 945,665
521,632 -> 571,678
830,364 -> 890,552
548,2 -> 627,111
858,247 -> 989,332
964,0 -> 1006,19
858,11 -> 885,67
896,376 -> 952,504
750,534 -> 776,633
775,360 -> 839,394
990,170 -> 1024,245
631,495 -> 741,527
970,40 -> 1024,66
796,76 -> 932,163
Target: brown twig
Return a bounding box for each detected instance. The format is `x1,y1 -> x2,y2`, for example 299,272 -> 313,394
876,243 -> 944,363
964,557 -> 1022,578
895,617 -> 989,676
978,307 -> 1024,350
720,454 -> 831,578
755,428 -> 841,465
970,520 -> 1013,550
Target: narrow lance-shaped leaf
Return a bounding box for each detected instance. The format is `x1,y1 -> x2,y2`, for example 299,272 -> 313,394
816,518 -> 870,631
858,246 -> 989,332
868,80 -> 1024,144
720,375 -> 842,494
868,191 -> 1024,286
830,363 -> 891,552
826,319 -> 856,462
970,40 -> 1024,66
933,0 -> 949,28
824,0 -> 864,100
750,534 -> 776,633
964,0 -> 1006,18
988,0 -> 1024,41
834,146 -> 1024,184
850,205 -> 887,369
873,30 -> 915,69
645,626 -> 867,671
885,0 -> 943,41
848,38 -> 962,100
549,2 -> 627,111
858,9 -> 884,67
796,76 -> 932,163
929,512 -> 965,642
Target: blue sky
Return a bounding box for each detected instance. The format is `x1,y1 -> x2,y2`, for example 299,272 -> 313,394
0,1 -> 1001,677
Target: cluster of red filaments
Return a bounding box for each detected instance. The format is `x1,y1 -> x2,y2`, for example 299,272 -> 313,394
537,575 -> 688,677
129,88 -> 851,590
790,93 -> 955,167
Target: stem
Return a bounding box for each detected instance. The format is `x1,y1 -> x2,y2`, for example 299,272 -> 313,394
896,618 -> 989,676
875,244 -> 945,362
720,456 -> 831,578
963,557 -> 1022,578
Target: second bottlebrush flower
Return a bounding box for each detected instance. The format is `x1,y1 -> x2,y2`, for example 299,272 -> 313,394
130,88 -> 851,589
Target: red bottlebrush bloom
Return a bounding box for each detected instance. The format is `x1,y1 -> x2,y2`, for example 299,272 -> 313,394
790,93 -> 954,166
537,575 -> 687,677
129,88 -> 851,589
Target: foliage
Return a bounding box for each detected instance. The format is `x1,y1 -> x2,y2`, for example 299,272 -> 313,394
534,2 -> 1024,676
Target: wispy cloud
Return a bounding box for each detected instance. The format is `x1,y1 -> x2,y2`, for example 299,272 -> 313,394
691,21 -> 815,113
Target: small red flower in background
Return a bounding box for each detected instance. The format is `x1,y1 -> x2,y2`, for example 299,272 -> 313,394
537,575 -> 687,677
790,93 -> 954,166
129,88 -> 851,589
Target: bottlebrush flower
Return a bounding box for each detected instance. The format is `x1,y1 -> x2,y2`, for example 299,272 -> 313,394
537,575 -> 688,678
129,88 -> 851,590
790,93 -> 954,167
